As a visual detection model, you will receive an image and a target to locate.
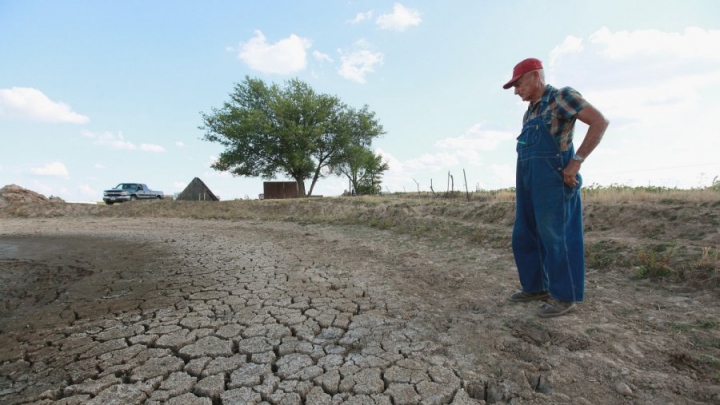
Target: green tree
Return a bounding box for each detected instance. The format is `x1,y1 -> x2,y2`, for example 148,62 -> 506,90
200,77 -> 384,196
332,145 -> 389,195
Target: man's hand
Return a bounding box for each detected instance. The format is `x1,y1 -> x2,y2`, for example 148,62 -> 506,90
563,160 -> 581,187
562,102 -> 609,188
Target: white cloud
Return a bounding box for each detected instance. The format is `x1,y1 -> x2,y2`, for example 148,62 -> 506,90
82,130 -> 164,152
338,41 -> 384,83
313,50 -> 333,63
392,124 -> 511,174
550,27 -> 720,127
237,30 -> 312,74
549,35 -> 583,67
374,122 -> 518,192
30,162 -> 69,178
83,130 -> 136,150
375,148 -> 461,193
487,164 -> 515,189
174,181 -> 188,190
203,156 -> 231,178
589,26 -> 720,60
435,124 -> 514,153
347,11 -> 373,24
175,141 -> 185,148
203,170 -> 232,178
140,143 -> 166,152
405,152 -> 461,172
78,183 -> 96,197
547,26 -> 720,189
374,148 -> 408,192
94,163 -> 106,169
376,4 -> 421,32
312,176 -> 351,197
549,27 -> 720,92
0,87 -> 89,124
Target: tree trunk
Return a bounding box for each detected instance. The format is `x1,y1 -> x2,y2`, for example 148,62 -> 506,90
351,176 -> 359,196
294,178 -> 306,197
307,160 -> 325,197
307,176 -> 318,197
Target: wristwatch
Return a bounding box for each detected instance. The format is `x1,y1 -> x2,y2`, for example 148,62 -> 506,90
571,153 -> 585,162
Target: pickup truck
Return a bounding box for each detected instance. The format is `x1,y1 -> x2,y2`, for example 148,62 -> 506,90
103,183 -> 164,205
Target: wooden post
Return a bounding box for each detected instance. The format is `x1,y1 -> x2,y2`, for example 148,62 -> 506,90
463,169 -> 470,202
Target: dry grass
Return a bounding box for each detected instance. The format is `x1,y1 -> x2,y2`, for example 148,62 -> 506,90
2,186 -> 719,290
582,184 -> 720,203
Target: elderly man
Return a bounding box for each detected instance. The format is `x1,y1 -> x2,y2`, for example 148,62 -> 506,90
503,58 -> 609,317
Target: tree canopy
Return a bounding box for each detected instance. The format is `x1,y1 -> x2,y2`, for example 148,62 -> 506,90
331,145 -> 389,195
200,77 -> 385,196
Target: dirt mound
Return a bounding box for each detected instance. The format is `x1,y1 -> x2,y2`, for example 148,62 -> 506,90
0,184 -> 64,208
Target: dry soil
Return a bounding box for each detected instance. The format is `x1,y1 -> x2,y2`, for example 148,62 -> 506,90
0,195 -> 719,405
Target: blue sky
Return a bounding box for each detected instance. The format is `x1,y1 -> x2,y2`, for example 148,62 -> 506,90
2,1 -> 720,201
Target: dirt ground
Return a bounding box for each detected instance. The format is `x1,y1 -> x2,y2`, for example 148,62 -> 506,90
1,195 -> 719,404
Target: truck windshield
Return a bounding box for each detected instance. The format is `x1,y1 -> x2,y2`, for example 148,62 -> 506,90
114,184 -> 136,190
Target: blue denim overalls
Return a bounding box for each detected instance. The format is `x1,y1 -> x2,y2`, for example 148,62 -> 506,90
512,100 -> 585,302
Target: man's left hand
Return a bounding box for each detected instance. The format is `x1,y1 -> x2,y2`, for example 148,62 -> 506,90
562,160 -> 581,187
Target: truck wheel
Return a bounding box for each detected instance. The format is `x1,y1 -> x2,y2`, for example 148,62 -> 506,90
106,202 -> 114,205
130,195 -> 137,201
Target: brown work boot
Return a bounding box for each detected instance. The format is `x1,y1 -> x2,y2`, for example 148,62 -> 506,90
537,299 -> 576,318
509,290 -> 550,303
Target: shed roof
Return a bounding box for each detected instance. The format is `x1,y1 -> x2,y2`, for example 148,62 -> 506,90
177,177 -> 219,201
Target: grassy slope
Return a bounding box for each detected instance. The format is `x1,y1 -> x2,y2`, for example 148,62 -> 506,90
2,188 -> 719,289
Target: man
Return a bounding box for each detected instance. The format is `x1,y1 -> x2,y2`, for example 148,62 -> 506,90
503,58 -> 609,318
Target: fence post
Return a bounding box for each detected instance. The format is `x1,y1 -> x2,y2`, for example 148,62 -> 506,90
463,169 -> 470,202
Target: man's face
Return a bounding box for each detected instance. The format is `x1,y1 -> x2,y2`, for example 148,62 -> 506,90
512,71 -> 537,102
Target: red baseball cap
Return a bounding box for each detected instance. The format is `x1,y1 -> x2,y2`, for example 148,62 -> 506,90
503,58 -> 543,89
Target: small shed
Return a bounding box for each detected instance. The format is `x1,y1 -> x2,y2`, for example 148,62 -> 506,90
263,181 -> 299,199
176,177 -> 219,201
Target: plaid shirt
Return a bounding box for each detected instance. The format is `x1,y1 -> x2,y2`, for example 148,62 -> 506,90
523,85 -> 587,151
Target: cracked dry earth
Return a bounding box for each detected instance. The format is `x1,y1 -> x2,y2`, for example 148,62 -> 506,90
1,217 -> 719,405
